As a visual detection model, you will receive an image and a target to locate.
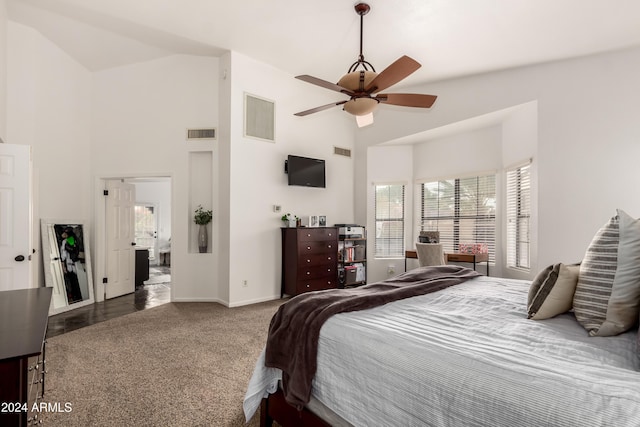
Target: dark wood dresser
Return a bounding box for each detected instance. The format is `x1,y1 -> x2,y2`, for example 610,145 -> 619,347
0,287 -> 52,427
281,227 -> 338,297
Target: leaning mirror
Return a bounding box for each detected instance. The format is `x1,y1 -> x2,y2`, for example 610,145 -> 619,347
41,220 -> 95,315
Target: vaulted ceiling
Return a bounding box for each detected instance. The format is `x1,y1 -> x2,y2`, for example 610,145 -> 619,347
8,0 -> 640,89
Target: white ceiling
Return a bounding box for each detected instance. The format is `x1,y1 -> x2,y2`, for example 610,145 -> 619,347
7,0 -> 640,88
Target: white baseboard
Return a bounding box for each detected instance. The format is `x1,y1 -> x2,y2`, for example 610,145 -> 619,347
170,294 -> 281,308
227,294 -> 281,308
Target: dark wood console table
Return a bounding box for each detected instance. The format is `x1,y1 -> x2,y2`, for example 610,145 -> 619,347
0,287 -> 52,427
405,250 -> 489,276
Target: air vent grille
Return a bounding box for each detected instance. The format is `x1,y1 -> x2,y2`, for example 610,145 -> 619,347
334,146 -> 352,157
187,128 -> 217,140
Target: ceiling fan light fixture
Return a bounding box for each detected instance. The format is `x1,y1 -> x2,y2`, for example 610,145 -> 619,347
356,112 -> 374,128
343,97 -> 378,116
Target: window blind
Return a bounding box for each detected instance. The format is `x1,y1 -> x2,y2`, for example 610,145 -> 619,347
374,184 -> 405,257
506,162 -> 531,270
420,175 -> 496,262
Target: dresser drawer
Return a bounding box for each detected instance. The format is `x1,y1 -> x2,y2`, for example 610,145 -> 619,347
297,228 -> 337,242
296,277 -> 337,294
298,252 -> 337,266
297,264 -> 336,280
298,240 -> 336,254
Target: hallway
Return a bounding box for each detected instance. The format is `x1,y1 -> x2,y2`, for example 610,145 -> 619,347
46,266 -> 171,338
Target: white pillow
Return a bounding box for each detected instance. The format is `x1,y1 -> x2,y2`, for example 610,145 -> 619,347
528,263 -> 580,320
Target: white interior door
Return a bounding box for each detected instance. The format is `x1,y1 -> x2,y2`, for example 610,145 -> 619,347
105,180 -> 135,299
0,144 -> 31,291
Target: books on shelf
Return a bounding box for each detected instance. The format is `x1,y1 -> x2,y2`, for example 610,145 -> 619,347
341,245 -> 365,262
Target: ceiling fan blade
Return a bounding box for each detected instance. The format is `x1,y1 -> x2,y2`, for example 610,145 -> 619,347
294,101 -> 347,116
376,93 -> 437,108
295,75 -> 354,95
364,55 -> 421,94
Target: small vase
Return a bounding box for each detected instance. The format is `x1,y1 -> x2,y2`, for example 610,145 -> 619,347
198,224 -> 208,253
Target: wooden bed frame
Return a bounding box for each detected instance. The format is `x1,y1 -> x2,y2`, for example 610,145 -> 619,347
260,389 -> 331,427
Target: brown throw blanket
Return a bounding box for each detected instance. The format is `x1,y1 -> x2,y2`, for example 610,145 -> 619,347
264,265 -> 481,410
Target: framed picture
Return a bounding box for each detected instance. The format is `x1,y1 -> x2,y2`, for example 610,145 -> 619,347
41,219 -> 95,315
318,215 -> 327,227
309,215 -> 319,227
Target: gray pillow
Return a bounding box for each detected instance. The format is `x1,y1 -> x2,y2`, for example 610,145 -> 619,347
573,209 -> 640,336
528,263 -> 580,320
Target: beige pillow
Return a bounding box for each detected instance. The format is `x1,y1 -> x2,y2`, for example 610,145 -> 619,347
528,263 -> 580,320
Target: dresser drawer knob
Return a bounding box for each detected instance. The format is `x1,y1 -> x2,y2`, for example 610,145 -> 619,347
307,233 -> 311,237
307,246 -> 311,250
306,271 -> 310,275
328,245 -> 332,249
307,259 -> 311,263
328,256 -> 332,261
306,284 -> 310,288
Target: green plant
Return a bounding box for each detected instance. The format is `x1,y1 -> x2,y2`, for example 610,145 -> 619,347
281,213 -> 299,222
194,205 -> 213,225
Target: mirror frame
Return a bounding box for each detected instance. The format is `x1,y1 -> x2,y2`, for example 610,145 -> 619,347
41,219 -> 95,315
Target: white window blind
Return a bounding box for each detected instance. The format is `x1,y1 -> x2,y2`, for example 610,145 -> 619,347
506,162 -> 531,270
375,184 -> 405,257
420,175 -> 496,262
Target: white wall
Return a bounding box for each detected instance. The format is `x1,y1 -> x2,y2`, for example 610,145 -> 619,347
91,54 -> 219,302
6,21 -> 93,289
358,46 -> 640,280
225,52 -> 355,306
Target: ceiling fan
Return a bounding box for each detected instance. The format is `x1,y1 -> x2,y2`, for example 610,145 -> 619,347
294,2 -> 437,127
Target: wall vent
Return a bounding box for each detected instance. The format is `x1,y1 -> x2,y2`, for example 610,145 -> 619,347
244,93 -> 275,142
334,146 -> 352,157
187,128 -> 217,140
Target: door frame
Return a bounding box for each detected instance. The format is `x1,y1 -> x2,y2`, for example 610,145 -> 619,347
94,173 -> 173,302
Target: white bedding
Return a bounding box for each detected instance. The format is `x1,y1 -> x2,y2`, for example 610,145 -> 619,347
244,276 -> 640,426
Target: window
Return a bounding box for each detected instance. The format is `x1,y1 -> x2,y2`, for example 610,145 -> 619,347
506,162 -> 531,271
375,184 -> 405,257
420,174 -> 496,262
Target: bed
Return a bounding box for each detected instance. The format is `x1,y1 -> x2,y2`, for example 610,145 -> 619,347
244,211 -> 640,426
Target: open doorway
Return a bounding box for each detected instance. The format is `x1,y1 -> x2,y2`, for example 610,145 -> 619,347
96,175 -> 172,305
129,178 -> 172,303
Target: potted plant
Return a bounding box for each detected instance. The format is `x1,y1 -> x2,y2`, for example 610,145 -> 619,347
281,213 -> 298,228
194,205 -> 213,253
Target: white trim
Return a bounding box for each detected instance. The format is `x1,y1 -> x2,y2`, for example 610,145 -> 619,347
372,180 -> 409,186
415,169 -> 498,184
504,157 -> 533,172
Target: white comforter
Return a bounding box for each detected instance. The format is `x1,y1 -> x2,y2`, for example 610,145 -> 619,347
244,276 -> 640,426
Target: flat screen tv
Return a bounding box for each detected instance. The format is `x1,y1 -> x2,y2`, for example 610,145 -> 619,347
286,155 -> 326,188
